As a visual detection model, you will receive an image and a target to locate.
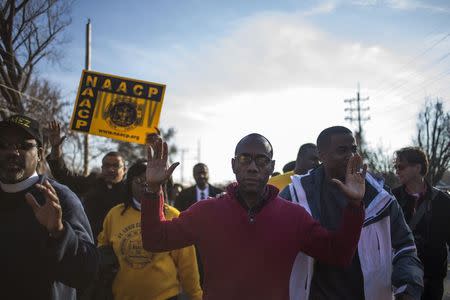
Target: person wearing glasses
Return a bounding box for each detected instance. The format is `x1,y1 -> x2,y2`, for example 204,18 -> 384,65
97,160 -> 202,300
283,126 -> 423,300
46,121 -> 127,243
0,115 -> 97,300
393,147 -> 450,300
140,133 -> 366,300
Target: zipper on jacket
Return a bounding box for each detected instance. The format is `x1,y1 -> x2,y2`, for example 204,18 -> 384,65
248,209 -> 255,223
376,233 -> 380,250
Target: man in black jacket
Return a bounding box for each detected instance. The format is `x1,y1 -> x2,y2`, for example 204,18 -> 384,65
0,115 -> 97,300
175,163 -> 223,212
46,121 -> 127,243
393,147 -> 450,300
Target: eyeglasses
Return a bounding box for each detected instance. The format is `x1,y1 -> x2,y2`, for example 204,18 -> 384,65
235,153 -> 272,167
0,141 -> 38,152
102,163 -> 124,170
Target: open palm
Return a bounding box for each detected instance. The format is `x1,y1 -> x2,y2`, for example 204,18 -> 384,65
48,121 -> 65,147
332,154 -> 367,206
146,136 -> 179,189
25,180 -> 64,236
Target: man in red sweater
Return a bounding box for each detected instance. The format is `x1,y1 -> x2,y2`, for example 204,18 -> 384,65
141,133 -> 366,300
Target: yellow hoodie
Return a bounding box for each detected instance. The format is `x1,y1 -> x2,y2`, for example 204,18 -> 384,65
98,203 -> 202,300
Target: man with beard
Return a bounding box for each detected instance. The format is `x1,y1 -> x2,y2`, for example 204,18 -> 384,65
0,115 -> 97,300
140,133 -> 366,300
47,121 -> 127,243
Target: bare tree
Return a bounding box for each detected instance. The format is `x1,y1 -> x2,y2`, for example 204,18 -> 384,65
114,127 -> 178,164
416,99 -> 450,185
363,145 -> 399,188
0,0 -> 72,116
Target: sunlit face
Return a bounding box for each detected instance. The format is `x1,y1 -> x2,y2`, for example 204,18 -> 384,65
394,158 -> 421,185
0,127 -> 42,183
101,155 -> 126,184
232,137 -> 274,194
319,133 -> 357,180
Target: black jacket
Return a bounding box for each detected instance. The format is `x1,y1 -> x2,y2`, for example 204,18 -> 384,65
174,184 -> 223,212
47,157 -> 127,243
0,176 -> 98,300
393,183 -> 450,279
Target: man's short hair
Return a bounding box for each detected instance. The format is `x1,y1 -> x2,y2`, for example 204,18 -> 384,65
102,151 -> 125,165
297,143 -> 317,159
282,161 -> 296,173
235,133 -> 273,158
317,126 -> 353,151
395,147 -> 429,176
193,163 -> 207,171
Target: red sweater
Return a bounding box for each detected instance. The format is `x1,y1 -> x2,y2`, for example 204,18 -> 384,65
141,183 -> 364,300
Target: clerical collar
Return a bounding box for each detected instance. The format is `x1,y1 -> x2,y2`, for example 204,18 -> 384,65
0,172 -> 39,193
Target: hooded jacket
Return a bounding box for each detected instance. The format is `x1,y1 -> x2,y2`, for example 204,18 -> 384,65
282,166 -> 423,300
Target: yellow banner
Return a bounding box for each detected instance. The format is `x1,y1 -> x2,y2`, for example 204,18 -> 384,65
70,70 -> 166,144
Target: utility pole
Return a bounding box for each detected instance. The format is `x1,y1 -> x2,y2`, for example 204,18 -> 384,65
180,148 -> 188,184
344,83 -> 370,153
83,19 -> 91,176
197,139 -> 201,163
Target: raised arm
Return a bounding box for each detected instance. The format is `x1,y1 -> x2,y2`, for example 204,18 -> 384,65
297,154 -> 367,266
26,180 -> 98,289
46,121 -> 94,194
296,202 -> 364,266
141,136 -> 199,252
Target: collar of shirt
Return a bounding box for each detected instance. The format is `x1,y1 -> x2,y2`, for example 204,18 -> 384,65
235,186 -> 269,214
196,184 -> 209,201
405,183 -> 427,200
0,172 -> 39,193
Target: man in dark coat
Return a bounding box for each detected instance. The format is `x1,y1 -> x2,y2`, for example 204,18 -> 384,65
175,163 -> 223,212
0,115 -> 97,300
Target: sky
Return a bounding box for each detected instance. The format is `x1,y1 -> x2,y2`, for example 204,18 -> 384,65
40,0 -> 450,185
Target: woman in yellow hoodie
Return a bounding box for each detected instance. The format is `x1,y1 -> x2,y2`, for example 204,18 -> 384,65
98,160 -> 202,300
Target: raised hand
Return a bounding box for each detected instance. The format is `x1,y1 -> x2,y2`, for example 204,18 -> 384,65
145,136 -> 179,192
25,180 -> 64,238
48,121 -> 65,147
331,153 -> 367,207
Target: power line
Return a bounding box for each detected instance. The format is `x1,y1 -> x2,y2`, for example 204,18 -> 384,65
369,32 -> 450,98
372,48 -> 450,102
376,68 -> 450,114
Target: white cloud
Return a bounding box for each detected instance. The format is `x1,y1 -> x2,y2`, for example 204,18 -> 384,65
57,11 -> 450,183
303,1 -> 338,16
351,0 -> 450,13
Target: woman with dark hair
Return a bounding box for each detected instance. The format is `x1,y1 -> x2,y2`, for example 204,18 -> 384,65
97,159 -> 202,300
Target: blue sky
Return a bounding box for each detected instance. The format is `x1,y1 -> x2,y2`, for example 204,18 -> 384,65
41,0 -> 450,184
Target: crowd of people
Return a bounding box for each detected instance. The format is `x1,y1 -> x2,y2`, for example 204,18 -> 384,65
1,113 -> 449,300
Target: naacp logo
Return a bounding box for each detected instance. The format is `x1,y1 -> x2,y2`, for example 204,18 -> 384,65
106,99 -> 142,131
120,227 -> 153,269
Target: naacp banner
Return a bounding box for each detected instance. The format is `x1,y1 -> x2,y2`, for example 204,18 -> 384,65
70,70 -> 166,144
